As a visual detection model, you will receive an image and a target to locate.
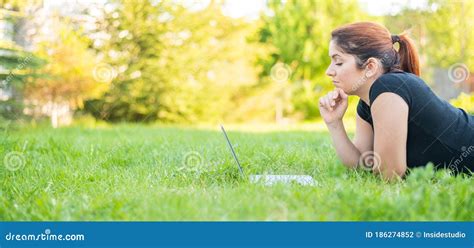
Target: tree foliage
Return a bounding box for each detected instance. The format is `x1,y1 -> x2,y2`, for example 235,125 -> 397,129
85,0 -> 264,123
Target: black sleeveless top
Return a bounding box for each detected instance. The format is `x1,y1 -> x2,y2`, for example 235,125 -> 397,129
357,71 -> 474,174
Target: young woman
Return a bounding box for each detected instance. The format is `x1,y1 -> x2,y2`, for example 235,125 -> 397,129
318,22 -> 473,181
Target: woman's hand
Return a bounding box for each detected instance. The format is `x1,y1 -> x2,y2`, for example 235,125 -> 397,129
318,88 -> 349,125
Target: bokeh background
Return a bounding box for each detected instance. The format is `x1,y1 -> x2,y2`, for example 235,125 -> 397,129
1,0 -> 473,128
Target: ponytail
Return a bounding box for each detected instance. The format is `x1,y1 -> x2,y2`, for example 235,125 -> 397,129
394,32 -> 420,76
332,22 -> 421,76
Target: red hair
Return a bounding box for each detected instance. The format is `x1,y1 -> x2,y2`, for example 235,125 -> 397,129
331,22 -> 420,76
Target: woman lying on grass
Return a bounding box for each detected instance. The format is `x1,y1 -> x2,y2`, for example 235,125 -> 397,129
318,22 -> 474,181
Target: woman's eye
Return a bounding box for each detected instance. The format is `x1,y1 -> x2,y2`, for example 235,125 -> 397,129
335,63 -> 342,66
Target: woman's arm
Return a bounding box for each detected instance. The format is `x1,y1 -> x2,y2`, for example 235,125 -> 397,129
319,89 -> 374,168
353,114 -> 374,157
371,92 -> 408,181
326,113 -> 374,168
326,120 -> 362,168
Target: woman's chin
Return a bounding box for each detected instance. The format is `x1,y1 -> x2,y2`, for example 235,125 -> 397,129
334,85 -> 350,94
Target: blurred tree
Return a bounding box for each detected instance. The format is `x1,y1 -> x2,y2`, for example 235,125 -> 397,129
385,0 -> 474,72
24,17 -> 107,127
423,0 -> 474,70
0,1 -> 44,121
85,0 -> 264,123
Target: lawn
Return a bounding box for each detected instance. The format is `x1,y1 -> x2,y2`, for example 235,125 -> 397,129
0,124 -> 472,221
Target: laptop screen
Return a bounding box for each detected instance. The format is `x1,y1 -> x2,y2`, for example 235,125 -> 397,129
220,125 -> 245,177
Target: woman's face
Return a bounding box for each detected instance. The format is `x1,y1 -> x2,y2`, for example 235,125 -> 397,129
325,40 -> 367,94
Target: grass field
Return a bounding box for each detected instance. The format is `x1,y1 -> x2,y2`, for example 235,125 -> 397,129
0,124 -> 472,221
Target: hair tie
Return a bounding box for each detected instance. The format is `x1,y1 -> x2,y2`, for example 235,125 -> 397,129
391,35 -> 400,44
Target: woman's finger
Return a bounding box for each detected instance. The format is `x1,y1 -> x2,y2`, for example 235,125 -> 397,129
326,91 -> 334,99
324,96 -> 333,111
319,97 -> 326,108
332,89 -> 339,100
337,88 -> 348,100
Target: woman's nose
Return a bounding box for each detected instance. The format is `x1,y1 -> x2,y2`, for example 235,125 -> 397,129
326,67 -> 335,77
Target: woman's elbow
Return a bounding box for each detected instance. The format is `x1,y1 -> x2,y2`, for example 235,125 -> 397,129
375,164 -> 407,182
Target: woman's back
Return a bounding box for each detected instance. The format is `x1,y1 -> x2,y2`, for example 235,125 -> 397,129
357,71 -> 474,173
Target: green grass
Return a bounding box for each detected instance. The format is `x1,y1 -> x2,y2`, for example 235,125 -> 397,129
0,124 -> 472,221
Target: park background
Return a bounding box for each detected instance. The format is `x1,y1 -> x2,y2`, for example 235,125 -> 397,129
0,0 -> 472,221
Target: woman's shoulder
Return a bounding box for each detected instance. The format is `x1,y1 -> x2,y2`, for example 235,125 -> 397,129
369,71 -> 426,106
376,71 -> 422,86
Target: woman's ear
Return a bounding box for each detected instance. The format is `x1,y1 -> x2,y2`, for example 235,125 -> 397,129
364,58 -> 380,78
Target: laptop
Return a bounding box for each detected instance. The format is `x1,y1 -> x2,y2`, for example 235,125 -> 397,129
220,125 -> 316,186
